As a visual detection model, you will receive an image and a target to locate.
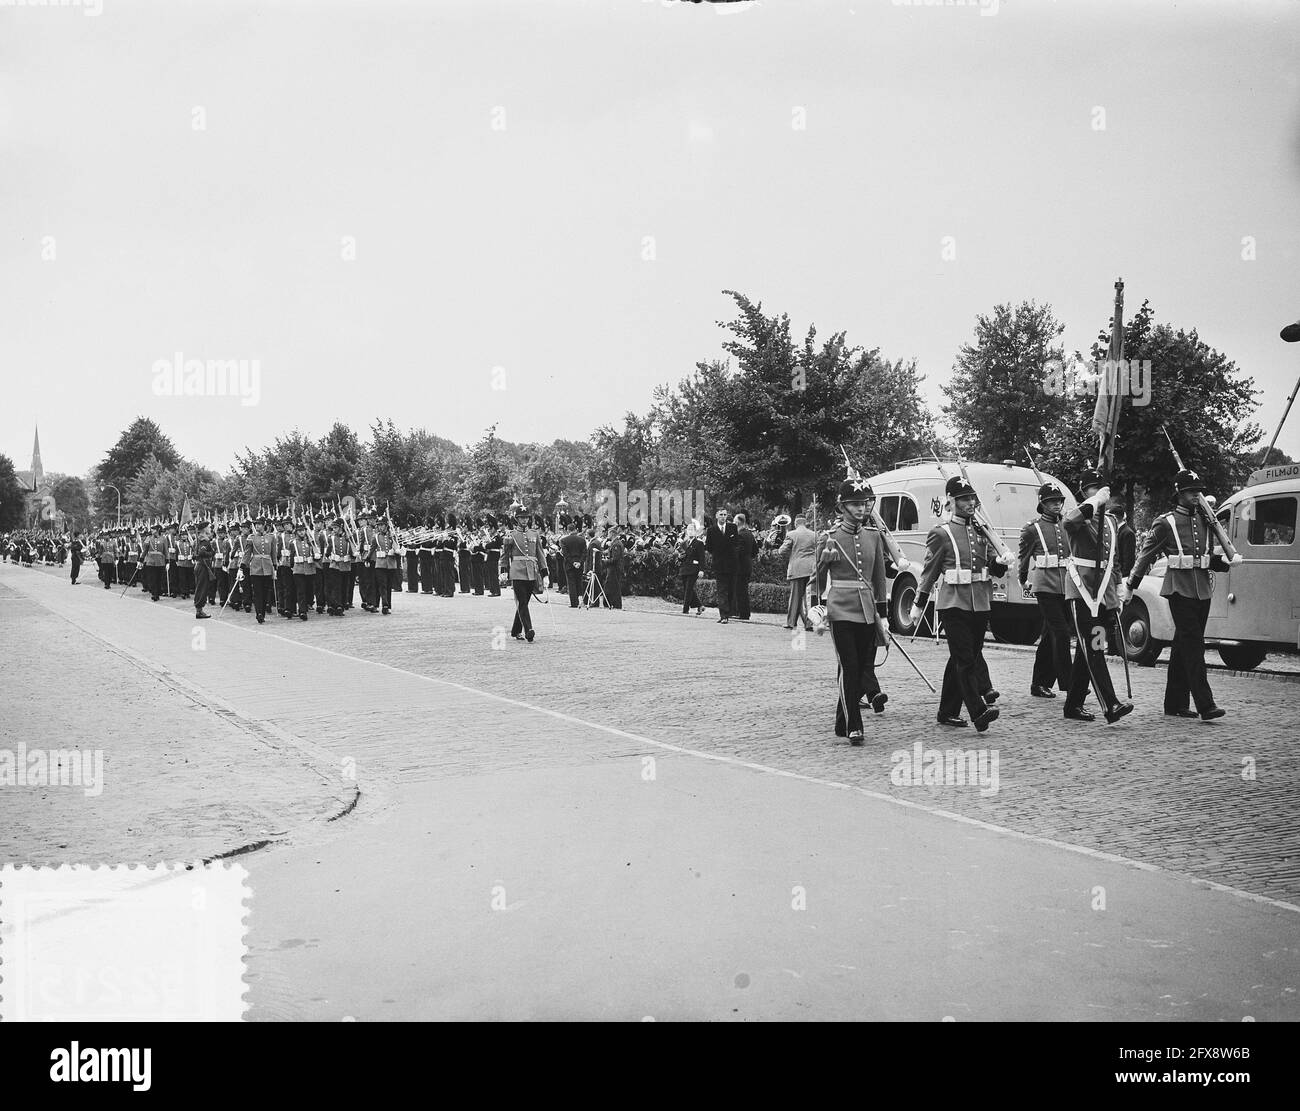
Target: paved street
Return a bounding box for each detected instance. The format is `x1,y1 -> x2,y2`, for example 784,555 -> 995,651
3,562 -> 1298,1020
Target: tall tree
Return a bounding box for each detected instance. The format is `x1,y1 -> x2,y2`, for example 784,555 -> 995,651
46,474 -> 91,529
943,301 -> 1069,461
456,425 -> 514,516
302,422 -> 362,505
97,418 -> 181,498
0,454 -> 25,530
1043,300 -> 1261,523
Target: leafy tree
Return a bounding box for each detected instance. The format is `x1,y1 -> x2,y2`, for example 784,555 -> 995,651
302,422 -> 362,506
456,425 -> 514,516
587,413 -> 655,493
46,474 -> 90,529
943,300 -> 1068,462
1042,300 -> 1261,520
97,418 -> 180,497
654,291 -> 936,514
0,454 -> 25,531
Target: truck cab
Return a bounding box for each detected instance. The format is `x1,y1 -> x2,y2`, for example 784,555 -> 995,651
867,458 -> 1077,642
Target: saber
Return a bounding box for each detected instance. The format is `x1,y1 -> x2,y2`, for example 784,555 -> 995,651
1113,608 -> 1132,699
881,623 -> 936,694
119,563 -> 141,597
219,566 -> 245,615
830,537 -> 936,691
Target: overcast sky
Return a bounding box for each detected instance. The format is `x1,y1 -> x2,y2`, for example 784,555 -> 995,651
3,0 -> 1299,481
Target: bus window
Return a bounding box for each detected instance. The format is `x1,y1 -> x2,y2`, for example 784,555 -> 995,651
877,495 -> 899,531
1245,496 -> 1297,546
897,494 -> 919,531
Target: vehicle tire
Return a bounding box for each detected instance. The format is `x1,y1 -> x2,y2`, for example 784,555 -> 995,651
1122,599 -> 1165,666
1217,643 -> 1268,671
889,573 -> 919,635
989,604 -> 1042,645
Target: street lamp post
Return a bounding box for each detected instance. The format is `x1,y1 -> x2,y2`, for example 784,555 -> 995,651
1261,320 -> 1300,469
101,483 -> 122,527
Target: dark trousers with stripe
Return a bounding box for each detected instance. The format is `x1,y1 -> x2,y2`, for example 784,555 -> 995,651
419,550 -> 434,593
294,572 -> 314,615
1067,600 -> 1118,710
938,607 -> 990,721
510,581 -> 534,635
830,618 -> 879,735
1032,592 -> 1074,692
375,567 -> 396,611
248,574 -> 272,619
277,566 -> 294,614
406,550 -> 420,592
1166,594 -> 1214,713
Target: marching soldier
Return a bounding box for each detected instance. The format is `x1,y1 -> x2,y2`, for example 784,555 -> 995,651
193,522 -> 213,619
1018,481 -> 1073,699
816,476 -> 889,746
290,520 -> 317,621
438,519 -> 458,597
142,524 -> 168,602
1062,469 -> 1134,725
234,520 -> 253,611
908,475 -> 1006,732
97,529 -> 117,589
314,516 -> 331,614
275,517 -> 296,617
327,518 -> 353,616
500,500 -> 546,641
246,518 -> 276,624
1125,469 -> 1237,721
357,509 -> 378,612
373,517 -> 399,614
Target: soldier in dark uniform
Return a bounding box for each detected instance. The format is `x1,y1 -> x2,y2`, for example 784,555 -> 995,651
817,477 -> 890,745
97,530 -> 117,589
471,521 -> 487,595
1061,469 -> 1133,725
733,513 -> 759,620
485,518 -> 503,597
405,517 -> 421,594
142,524 -> 168,601
326,518 -> 353,616
604,524 -> 625,609
909,476 -> 1006,732
1018,481 -> 1073,699
422,516 -> 439,595
1126,469 -> 1237,720
69,530 -> 84,585
193,522 -> 214,618
457,524 -> 472,594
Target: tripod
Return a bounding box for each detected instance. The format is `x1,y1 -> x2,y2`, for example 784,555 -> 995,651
583,566 -> 609,609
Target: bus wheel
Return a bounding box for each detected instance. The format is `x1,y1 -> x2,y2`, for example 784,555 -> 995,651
1217,643 -> 1268,671
889,573 -> 918,636
1122,600 -> 1165,667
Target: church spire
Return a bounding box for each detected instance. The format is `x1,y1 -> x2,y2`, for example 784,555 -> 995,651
31,424 -> 44,490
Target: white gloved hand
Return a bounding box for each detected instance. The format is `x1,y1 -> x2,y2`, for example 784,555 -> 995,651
1116,581 -> 1128,603
894,557 -> 912,573
1230,553 -> 1243,565
907,604 -> 924,628
1086,486 -> 1111,511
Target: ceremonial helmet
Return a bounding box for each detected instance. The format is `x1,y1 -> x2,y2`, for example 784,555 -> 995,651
837,476 -> 875,502
1036,481 -> 1066,511
1077,467 -> 1106,492
944,475 -> 977,501
1174,468 -> 1206,493
772,513 -> 792,527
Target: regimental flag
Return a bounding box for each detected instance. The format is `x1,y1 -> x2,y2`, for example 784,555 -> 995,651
179,495 -> 193,527
1092,277 -> 1126,472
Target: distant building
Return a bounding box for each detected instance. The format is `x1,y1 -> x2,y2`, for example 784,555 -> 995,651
16,425 -> 44,493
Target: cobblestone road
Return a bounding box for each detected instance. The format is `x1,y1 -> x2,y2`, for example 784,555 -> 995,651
3,563 -> 1298,907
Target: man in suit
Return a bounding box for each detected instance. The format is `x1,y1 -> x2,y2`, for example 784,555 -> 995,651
560,523 -> 588,608
732,514 -> 759,620
678,520 -> 706,615
705,507 -> 738,623
778,515 -> 817,630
